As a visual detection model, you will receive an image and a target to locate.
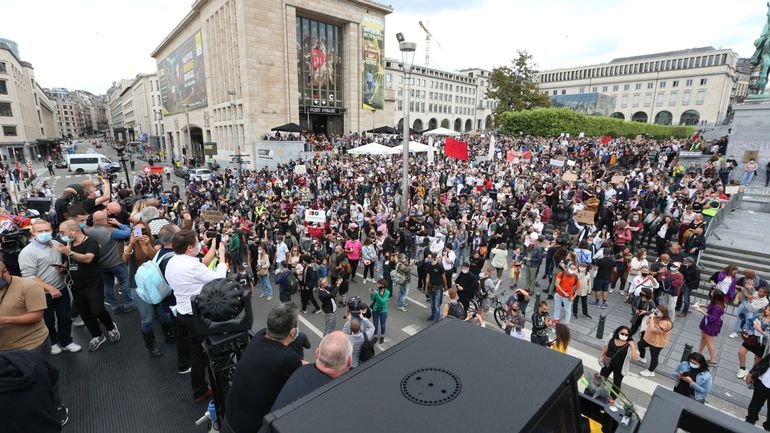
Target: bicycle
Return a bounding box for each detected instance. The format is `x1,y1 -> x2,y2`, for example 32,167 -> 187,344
468,293 -> 507,328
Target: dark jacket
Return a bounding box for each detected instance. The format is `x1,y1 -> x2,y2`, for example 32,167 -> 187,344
681,264 -> 701,291
301,265 -> 318,290
317,285 -> 338,314
0,351 -> 62,433
454,271 -> 479,300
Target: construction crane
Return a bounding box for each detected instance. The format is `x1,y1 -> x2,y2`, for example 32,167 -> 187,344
418,20 -> 442,67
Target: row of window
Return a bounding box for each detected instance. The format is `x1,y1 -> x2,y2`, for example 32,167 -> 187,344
551,78 -> 708,97
0,79 -> 6,95
0,61 -> 6,74
391,73 -> 477,95
617,90 -> 706,108
397,87 -> 477,106
540,53 -> 729,83
396,100 -> 478,116
386,62 -> 475,85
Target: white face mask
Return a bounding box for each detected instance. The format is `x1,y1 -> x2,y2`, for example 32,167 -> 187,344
618,334 -> 628,341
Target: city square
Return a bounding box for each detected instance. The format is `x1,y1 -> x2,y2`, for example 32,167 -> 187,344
2,0 -> 770,432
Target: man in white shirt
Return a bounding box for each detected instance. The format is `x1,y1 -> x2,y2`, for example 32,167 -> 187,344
275,236 -> 289,265
441,244 -> 457,284
165,229 -> 228,402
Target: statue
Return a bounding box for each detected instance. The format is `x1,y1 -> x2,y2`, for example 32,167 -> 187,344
750,2 -> 770,95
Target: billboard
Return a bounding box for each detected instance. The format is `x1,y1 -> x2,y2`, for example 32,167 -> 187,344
158,30 -> 207,115
361,15 -> 384,111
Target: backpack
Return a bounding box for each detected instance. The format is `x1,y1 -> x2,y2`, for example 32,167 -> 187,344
135,251 -> 175,305
286,273 -> 299,295
359,331 -> 375,363
447,301 -> 466,319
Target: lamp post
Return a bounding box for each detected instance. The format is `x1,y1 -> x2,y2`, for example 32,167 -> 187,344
184,105 -> 193,165
398,33 -> 416,214
228,90 -> 245,182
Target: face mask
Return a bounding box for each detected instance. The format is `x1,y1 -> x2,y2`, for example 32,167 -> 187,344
461,268 -> 469,274
618,334 -> 628,341
36,232 -> 53,243
567,269 -> 576,275
60,235 -> 72,243
689,362 -> 699,370
94,190 -> 101,197
79,223 -> 86,230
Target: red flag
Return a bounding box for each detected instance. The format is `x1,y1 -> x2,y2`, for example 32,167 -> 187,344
444,138 -> 468,161
598,136 -> 612,145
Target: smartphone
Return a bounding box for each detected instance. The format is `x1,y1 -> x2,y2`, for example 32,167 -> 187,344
215,234 -> 222,245
133,226 -> 143,237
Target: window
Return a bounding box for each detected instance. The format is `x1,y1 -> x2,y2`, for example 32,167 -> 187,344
399,76 -> 403,84
659,81 -> 666,89
635,83 -> 641,90
621,95 -> 628,108
682,91 -> 691,105
602,86 -> 608,92
612,85 -> 619,92
0,62 -> 6,73
700,78 -> 708,86
632,94 -> 640,107
672,80 -> 679,88
656,93 -> 664,106
644,93 -> 652,107
561,89 -> 566,95
696,90 -> 705,105
385,73 -> 392,88
647,82 -> 654,89
552,90 -> 557,95
624,84 -> 630,91
579,87 -> 585,94
686,79 -> 693,87
0,79 -> 6,94
2,125 -> 17,136
0,102 -> 12,117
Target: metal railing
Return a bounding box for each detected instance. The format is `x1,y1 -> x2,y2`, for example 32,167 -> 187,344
697,191 -> 743,266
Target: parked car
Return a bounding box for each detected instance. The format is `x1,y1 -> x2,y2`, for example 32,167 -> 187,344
54,160 -> 68,169
188,168 -> 211,181
174,166 -> 189,178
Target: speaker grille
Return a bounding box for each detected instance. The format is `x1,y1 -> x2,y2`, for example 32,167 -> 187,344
400,367 -> 461,406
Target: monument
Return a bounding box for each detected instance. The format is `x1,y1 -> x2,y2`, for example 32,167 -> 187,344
728,2 -> 770,198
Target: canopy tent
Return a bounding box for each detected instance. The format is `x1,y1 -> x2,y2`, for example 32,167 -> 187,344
422,127 -> 460,136
270,122 -> 304,133
366,126 -> 398,134
347,142 -> 401,155
393,141 -> 437,153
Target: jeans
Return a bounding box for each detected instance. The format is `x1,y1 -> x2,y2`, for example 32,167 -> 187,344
741,170 -> 755,186
553,293 -> 573,324
397,283 -> 409,307
661,293 -> 678,322
102,262 -> 134,309
175,314 -> 209,398
677,285 -> 693,313
430,287 -> 443,321
43,290 -> 73,346
735,301 -> 751,333
259,274 -> 273,297
132,289 -> 174,334
323,312 -> 336,336
372,310 -> 387,337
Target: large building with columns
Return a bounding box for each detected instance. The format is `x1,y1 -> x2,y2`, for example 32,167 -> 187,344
151,0 -> 392,165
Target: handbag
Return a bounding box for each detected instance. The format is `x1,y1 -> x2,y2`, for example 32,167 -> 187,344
359,331 -> 375,362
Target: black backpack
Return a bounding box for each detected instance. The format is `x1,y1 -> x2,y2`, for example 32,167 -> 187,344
447,302 -> 466,319
286,274 -> 299,295
359,331 -> 375,362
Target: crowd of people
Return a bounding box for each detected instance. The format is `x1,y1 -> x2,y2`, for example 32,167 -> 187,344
2,129 -> 770,432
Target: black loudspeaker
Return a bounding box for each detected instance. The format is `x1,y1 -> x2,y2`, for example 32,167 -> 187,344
26,197 -> 53,214
263,319 -> 583,433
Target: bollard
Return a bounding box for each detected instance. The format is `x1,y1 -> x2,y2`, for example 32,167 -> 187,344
534,292 -> 542,307
596,314 -> 606,340
680,343 -> 693,363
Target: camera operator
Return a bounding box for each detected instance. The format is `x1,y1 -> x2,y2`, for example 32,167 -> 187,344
164,229 -> 227,402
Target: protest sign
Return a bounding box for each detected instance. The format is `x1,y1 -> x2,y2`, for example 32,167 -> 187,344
725,185 -> 740,195
201,210 -> 224,224
549,158 -> 565,167
574,210 -> 595,225
562,173 -> 578,182
294,164 -> 307,174
304,209 -> 326,224
611,175 -> 626,185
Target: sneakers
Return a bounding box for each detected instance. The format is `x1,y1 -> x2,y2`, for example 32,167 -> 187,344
107,324 -> 121,343
676,311 -> 688,317
88,336 -> 107,352
178,366 -> 191,374
51,344 -> 62,355
728,332 -> 739,339
301,310 -> 308,314
397,306 -> 407,312
639,370 -> 656,377
637,357 -> 647,364
72,316 -> 85,327
362,278 -> 368,284
589,299 -> 599,306
313,309 -> 322,314
62,342 -> 82,353
601,303 -> 609,309
266,296 -> 272,301
258,293 -> 266,298
57,405 -> 69,427
738,368 -> 749,379
609,289 -> 614,294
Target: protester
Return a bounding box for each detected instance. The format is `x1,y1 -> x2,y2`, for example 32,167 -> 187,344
695,290 -> 726,366
599,325 -> 639,398
672,352 -> 713,403
637,306 -> 674,377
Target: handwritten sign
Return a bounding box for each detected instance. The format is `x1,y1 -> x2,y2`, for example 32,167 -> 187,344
201,210 -> 224,224
304,209 -> 326,224
549,158 -> 565,167
294,164 -> 307,175
611,175 -> 626,185
574,210 -> 595,225
562,173 -> 578,182
725,185 -> 740,195
567,160 -> 576,167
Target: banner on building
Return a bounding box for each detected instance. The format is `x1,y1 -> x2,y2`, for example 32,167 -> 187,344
361,14 -> 385,111
203,142 -> 218,156
158,29 -> 207,115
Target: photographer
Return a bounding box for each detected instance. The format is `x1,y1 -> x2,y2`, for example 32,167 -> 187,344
342,308 -> 374,368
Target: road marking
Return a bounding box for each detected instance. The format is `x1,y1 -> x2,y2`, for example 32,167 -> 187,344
297,315 -> 324,338
405,296 -> 428,308
402,324 -> 423,336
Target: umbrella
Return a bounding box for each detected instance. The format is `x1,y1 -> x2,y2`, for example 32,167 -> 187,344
393,141 -> 437,153
366,126 -> 398,134
422,127 -> 460,136
348,143 -> 401,155
271,123 -> 304,133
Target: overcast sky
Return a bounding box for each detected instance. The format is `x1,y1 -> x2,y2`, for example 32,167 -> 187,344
0,0 -> 765,94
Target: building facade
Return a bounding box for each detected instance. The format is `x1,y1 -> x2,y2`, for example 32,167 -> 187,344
537,47 -> 739,126
383,59 -> 495,133
151,0 -> 392,165
0,40 -> 60,162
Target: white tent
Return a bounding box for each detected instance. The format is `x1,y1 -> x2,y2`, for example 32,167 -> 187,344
422,127 -> 460,136
347,142 -> 400,155
393,141 -> 437,153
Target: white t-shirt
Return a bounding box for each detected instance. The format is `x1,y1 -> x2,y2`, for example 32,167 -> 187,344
716,275 -> 733,295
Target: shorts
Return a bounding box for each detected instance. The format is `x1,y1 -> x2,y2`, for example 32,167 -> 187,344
593,279 -> 610,293
743,340 -> 766,358
480,297 -> 490,312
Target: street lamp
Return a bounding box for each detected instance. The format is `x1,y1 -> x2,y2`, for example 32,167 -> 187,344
398,33 -> 416,214
228,90 -> 244,182
184,104 -> 193,165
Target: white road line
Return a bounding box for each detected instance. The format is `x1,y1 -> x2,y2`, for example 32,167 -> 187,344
401,324 -> 423,336
405,296 -> 428,308
297,315 -> 324,338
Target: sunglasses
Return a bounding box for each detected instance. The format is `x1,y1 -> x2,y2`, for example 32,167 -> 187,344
619,333 -> 629,337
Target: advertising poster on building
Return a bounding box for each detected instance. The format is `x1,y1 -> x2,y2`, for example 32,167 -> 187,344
158,29 -> 207,115
361,14 -> 384,111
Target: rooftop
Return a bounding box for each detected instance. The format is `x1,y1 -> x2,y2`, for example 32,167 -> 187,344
610,46 -> 717,63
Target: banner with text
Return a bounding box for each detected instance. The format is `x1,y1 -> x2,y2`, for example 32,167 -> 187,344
361,15 -> 385,111
158,29 -> 207,115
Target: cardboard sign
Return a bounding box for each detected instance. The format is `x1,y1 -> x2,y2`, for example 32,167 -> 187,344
611,175 -> 626,185
678,151 -> 702,158
744,150 -> 759,163
294,164 -> 307,175
574,210 -> 595,225
304,209 -> 326,224
567,160 -> 576,167
549,158 -> 565,167
562,173 -> 578,182
201,209 -> 224,224
578,132 -> 585,138
725,185 -> 740,195
143,165 -> 164,174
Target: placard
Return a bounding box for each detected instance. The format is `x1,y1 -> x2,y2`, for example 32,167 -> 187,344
294,164 -> 307,175
566,160 -> 576,167
611,175 -> 626,185
549,158 -> 565,167
574,210 -> 595,225
744,150 -> 759,163
143,165 -> 165,174
678,151 -> 701,158
304,209 -> 326,224
201,209 -> 224,224
562,173 -> 578,182
725,185 -> 740,195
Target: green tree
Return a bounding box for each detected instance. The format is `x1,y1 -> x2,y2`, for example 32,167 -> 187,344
440,119 -> 449,128
486,50 -> 550,123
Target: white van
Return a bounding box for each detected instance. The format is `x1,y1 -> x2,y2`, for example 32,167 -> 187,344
66,153 -> 113,174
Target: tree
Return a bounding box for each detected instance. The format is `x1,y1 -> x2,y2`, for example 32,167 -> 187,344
486,50 -> 550,123
440,119 -> 449,128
